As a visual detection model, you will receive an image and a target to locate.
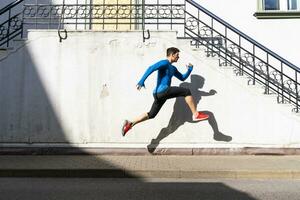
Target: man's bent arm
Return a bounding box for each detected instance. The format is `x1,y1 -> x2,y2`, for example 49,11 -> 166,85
174,66 -> 193,81
137,60 -> 167,87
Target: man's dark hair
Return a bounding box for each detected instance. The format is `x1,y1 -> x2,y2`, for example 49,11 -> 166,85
166,47 -> 180,56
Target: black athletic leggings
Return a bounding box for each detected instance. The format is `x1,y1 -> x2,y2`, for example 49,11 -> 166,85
147,86 -> 191,119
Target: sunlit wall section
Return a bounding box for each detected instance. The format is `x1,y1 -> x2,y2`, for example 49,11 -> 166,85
92,0 -> 136,30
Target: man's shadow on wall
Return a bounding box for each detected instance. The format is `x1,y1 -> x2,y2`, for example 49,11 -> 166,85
147,74 -> 232,153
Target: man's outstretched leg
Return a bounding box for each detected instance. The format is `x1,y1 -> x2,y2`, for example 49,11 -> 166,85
122,97 -> 165,137
122,88 -> 208,137
122,113 -> 149,136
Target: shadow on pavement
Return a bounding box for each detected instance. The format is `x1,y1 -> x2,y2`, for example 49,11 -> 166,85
0,178 -> 257,200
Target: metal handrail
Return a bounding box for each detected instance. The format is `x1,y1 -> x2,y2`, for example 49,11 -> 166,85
0,0 -> 24,47
184,0 -> 298,112
186,0 -> 299,72
0,0 -> 23,15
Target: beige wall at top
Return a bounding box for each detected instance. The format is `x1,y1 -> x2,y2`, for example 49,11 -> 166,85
92,0 -> 134,30
93,0 -> 132,3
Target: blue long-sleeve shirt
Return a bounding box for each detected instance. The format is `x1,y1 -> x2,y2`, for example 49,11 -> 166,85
137,59 -> 193,94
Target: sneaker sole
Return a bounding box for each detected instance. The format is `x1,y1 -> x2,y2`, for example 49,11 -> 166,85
193,116 -> 209,122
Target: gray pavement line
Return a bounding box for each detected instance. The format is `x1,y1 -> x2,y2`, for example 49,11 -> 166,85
0,169 -> 300,179
0,169 -> 137,178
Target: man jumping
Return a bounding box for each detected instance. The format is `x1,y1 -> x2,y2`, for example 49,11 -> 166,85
122,47 -> 209,136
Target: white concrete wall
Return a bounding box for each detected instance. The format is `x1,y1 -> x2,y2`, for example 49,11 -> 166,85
194,0 -> 300,67
0,30 -> 300,148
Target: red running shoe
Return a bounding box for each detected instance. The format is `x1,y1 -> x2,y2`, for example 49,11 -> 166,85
193,112 -> 209,121
122,120 -> 132,136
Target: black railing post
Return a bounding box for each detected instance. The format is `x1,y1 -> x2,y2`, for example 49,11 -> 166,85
252,45 -> 256,84
280,63 -> 284,103
238,36 -> 242,74
210,18 -> 213,57
142,0 -> 145,30
89,0 -> 92,30
103,0 -> 105,30
197,9 -> 200,47
266,54 -> 270,94
21,2 -> 25,38
142,0 -> 150,42
7,9 -> 11,47
58,0 -> 67,43
184,0 -> 186,38
75,0 -> 78,30
156,0 -> 159,30
34,0 -> 37,29
142,0 -> 145,41
21,12 -> 24,38
170,0 -> 173,30
48,0 -> 51,29
224,27 -> 228,66
116,0 -> 119,30
295,71 -> 299,112
130,0 -> 132,30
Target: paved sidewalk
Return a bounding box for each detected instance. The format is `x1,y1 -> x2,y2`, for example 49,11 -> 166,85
1,155 -> 300,179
